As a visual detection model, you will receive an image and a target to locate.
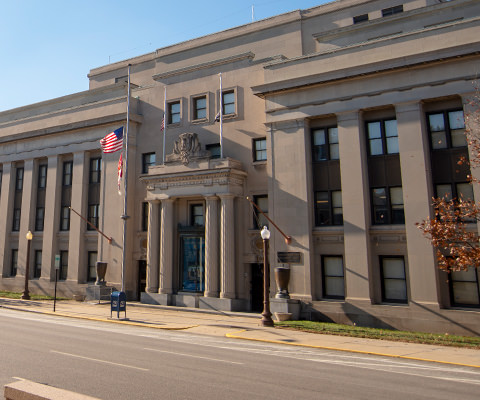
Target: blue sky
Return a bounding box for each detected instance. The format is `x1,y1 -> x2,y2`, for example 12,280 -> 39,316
0,0 -> 329,112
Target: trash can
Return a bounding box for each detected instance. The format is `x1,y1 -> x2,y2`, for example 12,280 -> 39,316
110,291 -> 127,319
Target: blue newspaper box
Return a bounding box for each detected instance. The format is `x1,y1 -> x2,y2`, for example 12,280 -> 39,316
110,291 -> 127,319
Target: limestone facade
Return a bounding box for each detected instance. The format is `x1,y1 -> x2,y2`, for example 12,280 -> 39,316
0,0 -> 479,334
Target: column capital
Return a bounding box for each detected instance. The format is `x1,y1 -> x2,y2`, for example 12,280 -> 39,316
204,194 -> 219,201
394,100 -> 422,114
218,193 -> 235,200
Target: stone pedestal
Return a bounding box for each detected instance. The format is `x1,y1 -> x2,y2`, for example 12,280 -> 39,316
141,292 -> 172,306
270,298 -> 301,320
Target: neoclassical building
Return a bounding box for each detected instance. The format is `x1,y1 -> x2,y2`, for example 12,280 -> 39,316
0,0 -> 479,335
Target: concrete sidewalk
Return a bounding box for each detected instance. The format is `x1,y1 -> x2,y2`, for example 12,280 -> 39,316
1,298 -> 479,368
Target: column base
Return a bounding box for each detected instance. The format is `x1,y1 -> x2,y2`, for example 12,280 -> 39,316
141,292 -> 172,306
199,296 -> 246,312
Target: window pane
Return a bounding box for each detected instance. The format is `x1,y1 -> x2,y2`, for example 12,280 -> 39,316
324,256 -> 344,277
457,183 -> 474,201
194,97 -> 206,119
325,277 -> 345,298
369,139 -> 383,155
368,122 -> 382,139
313,130 -> 327,161
436,184 -> 452,201
383,258 -> 406,279
315,191 -> 330,225
431,131 -> 447,149
449,111 -> 465,130
429,114 -> 445,132
451,129 -> 467,148
451,268 -> 477,282
372,188 -> 387,224
384,279 -> 407,301
328,128 -> 339,144
385,120 -> 399,154
313,130 -> 326,145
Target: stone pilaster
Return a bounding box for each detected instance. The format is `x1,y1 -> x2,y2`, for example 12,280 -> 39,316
42,156 -> 61,280
219,194 -> 235,299
337,111 -> 372,301
146,200 -> 160,293
68,151 -> 87,282
0,163 -> 13,276
204,195 -> 219,297
18,159 -> 35,278
159,198 -> 174,294
396,101 -> 439,304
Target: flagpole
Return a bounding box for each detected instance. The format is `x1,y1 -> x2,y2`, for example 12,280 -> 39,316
121,64 -> 131,293
162,86 -> 167,165
219,73 -> 223,159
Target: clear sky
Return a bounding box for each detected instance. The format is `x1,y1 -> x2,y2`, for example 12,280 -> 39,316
0,0 -> 330,112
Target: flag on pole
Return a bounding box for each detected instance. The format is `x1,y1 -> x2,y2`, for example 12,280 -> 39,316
100,127 -> 124,153
117,152 -> 123,195
214,111 -> 221,122
161,115 -> 165,131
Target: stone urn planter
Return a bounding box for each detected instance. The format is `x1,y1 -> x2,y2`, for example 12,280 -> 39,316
95,261 -> 108,286
274,267 -> 290,299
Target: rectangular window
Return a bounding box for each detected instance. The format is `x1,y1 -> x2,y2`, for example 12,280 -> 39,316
382,5 -> 403,17
11,249 -> 18,277
222,90 -> 235,115
34,250 -> 42,278
89,158 -> 101,184
253,138 -> 267,162
312,127 -> 339,161
429,110 -> 466,150
367,119 -> 398,156
87,204 -> 99,230
168,101 -> 181,124
87,251 -> 97,282
322,256 -> 345,299
60,206 -> 70,231
12,208 -> 21,232
206,143 -> 221,159
142,202 -> 149,232
63,161 -> 73,186
315,191 -> 343,226
353,14 -> 368,24
38,164 -> 47,188
253,195 -> 268,229
16,167 -> 24,191
449,268 -> 480,307
142,152 -> 156,174
35,207 -> 45,232
380,256 -> 408,303
193,96 -> 207,120
191,204 -> 204,227
372,186 -> 404,225
60,251 -> 68,280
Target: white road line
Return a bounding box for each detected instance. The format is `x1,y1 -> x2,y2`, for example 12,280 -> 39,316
51,350 -> 149,371
144,347 -> 244,365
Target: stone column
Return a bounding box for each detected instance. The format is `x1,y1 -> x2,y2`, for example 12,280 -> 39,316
159,198 -> 174,294
204,195 -> 219,297
18,159 -> 35,278
395,101 -> 440,305
68,151 -> 87,282
0,163 -> 13,276
337,111 -> 372,301
146,200 -> 160,293
219,194 -> 235,299
42,155 -> 60,280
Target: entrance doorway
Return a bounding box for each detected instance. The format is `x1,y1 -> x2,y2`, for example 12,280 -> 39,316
137,260 -> 146,301
250,263 -> 264,312
180,234 -> 205,292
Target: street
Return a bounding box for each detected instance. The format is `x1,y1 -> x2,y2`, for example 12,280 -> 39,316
0,308 -> 479,399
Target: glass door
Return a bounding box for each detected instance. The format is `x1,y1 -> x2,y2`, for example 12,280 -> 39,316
180,235 -> 205,292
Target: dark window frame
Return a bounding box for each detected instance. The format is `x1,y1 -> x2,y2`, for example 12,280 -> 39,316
10,249 -> 18,277
382,5 -> 403,17
87,204 -> 99,230
87,251 -> 97,282
35,207 -> 45,232
142,152 -> 156,174
253,138 -> 267,162
448,267 -> 480,308
34,250 -> 42,278
193,95 -> 207,120
168,101 -> 181,125
314,190 -> 343,226
15,167 -> 24,191
371,186 -> 405,225
60,206 -> 70,231
62,161 -> 73,187
60,250 -> 68,281
38,164 -> 47,188
353,14 -> 369,24
380,256 -> 408,304
190,203 -> 204,227
366,118 -> 399,156
427,109 -> 466,151
12,208 -> 21,232
222,89 -> 235,116
142,202 -> 149,232
253,195 -> 269,230
89,158 -> 101,184
312,126 -> 339,162
321,255 -> 345,300
206,143 -> 221,159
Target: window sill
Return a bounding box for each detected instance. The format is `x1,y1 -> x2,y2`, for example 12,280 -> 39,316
191,118 -> 208,124
167,122 -> 181,128
252,160 -> 267,166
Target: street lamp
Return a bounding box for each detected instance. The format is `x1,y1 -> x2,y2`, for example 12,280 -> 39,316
21,230 -> 33,300
260,226 -> 274,327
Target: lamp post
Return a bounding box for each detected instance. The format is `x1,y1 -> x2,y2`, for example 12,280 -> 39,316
21,230 -> 33,300
260,226 -> 274,327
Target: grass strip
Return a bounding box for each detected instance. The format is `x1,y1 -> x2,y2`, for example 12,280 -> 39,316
275,320 -> 480,349
0,290 -> 66,301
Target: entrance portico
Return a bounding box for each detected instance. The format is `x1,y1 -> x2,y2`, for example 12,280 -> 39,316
141,136 -> 247,311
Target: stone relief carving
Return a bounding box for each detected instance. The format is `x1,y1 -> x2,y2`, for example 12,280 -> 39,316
165,132 -> 210,165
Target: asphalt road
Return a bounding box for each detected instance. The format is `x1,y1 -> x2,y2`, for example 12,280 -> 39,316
0,308 -> 479,400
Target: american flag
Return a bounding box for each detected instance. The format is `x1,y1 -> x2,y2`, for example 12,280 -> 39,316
161,115 -> 165,131
100,127 -> 124,153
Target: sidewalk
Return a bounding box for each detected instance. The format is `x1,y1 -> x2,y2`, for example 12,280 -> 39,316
1,298 -> 479,368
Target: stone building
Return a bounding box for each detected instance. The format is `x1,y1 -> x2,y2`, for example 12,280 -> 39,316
0,0 -> 479,334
